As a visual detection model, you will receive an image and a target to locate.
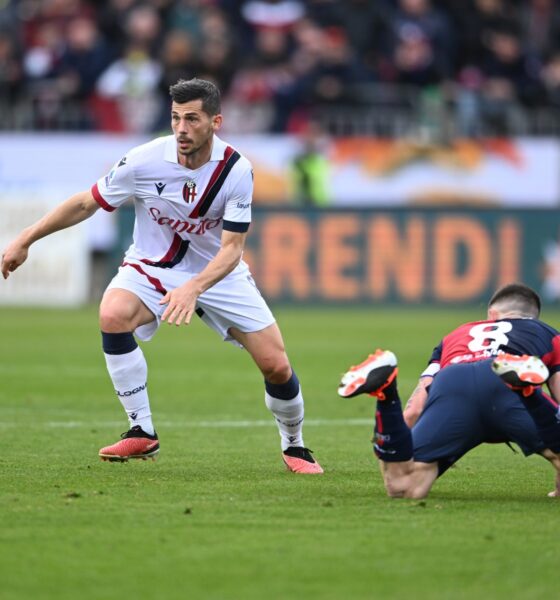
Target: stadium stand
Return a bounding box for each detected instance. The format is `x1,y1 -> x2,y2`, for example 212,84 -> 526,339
1,0 -> 560,135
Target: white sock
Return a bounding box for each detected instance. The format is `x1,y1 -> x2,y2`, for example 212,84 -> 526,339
265,390 -> 304,451
104,346 -> 155,435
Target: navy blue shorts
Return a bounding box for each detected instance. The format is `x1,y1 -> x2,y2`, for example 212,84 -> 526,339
412,359 -> 545,474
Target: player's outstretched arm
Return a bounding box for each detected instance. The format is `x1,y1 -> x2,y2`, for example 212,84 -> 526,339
1,190 -> 99,279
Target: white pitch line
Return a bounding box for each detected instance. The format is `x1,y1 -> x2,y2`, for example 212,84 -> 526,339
0,418 -> 373,429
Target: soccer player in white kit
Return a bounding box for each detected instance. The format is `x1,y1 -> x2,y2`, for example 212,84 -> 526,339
1,78 -> 323,474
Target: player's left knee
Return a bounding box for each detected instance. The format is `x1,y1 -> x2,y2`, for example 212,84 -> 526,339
262,358 -> 292,385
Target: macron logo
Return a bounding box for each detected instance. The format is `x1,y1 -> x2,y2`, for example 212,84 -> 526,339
155,182 -> 166,195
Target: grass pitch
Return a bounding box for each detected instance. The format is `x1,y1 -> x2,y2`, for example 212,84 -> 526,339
1,305 -> 559,600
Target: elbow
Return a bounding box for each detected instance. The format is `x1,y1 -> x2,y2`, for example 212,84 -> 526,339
227,247 -> 243,271
226,255 -> 241,274
233,250 -> 243,268
404,408 -> 421,429
78,192 -> 99,218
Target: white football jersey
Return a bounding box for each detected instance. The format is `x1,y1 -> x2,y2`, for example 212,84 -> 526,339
92,135 -> 253,276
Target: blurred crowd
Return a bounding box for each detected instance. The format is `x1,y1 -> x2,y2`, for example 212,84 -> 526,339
1,0 -> 560,135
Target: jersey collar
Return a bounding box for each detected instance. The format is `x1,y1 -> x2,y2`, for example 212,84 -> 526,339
164,134 -> 227,165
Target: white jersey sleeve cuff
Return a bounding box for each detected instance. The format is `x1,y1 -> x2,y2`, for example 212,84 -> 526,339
421,362 -> 441,378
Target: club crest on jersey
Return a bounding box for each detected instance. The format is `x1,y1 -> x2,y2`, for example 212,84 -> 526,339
182,178 -> 197,204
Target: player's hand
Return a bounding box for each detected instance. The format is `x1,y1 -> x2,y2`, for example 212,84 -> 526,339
1,241 -> 29,279
159,281 -> 200,326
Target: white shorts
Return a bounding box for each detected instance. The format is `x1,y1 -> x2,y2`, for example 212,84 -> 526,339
106,261 -> 276,346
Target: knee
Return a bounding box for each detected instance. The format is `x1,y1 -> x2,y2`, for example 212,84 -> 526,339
99,300 -> 135,333
385,480 -> 428,499
405,488 -> 429,500
261,356 -> 292,384
384,476 -> 407,499
383,469 -> 432,499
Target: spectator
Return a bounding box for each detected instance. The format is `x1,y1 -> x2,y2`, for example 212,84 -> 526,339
478,28 -> 539,133
96,46 -> 162,132
96,5 -> 163,132
241,0 -> 305,30
22,21 -> 64,84
481,28 -> 539,104
197,7 -> 237,93
392,25 -> 445,86
97,0 -> 138,56
519,0 -> 560,64
165,0 -> 205,42
0,31 -> 23,104
541,52 -> 560,108
154,29 -> 197,130
21,0 -> 94,48
383,0 -> 455,81
301,27 -> 370,107
228,7 -> 300,132
337,0 -> 388,74
267,23 -> 371,132
291,121 -> 330,207
22,21 -> 67,128
1,0 -> 560,135
57,17 -> 114,100
453,0 -> 518,70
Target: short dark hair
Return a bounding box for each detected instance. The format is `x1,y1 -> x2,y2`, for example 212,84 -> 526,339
488,283 -> 541,318
169,78 -> 221,115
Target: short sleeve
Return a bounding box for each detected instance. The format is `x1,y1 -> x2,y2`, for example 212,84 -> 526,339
91,155 -> 135,212
223,164 -> 252,233
429,342 -> 443,364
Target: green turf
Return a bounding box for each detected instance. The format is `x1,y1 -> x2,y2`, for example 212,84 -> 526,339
1,306 -> 559,600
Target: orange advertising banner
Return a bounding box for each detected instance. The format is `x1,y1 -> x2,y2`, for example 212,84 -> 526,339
242,209 -> 559,304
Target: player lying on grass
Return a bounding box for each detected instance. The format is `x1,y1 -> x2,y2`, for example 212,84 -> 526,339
338,283 -> 560,498
0,77 -> 322,474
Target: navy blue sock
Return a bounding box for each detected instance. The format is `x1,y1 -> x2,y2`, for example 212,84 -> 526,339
374,381 -> 413,462
101,331 -> 138,355
265,370 -> 300,400
520,391 -> 560,453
